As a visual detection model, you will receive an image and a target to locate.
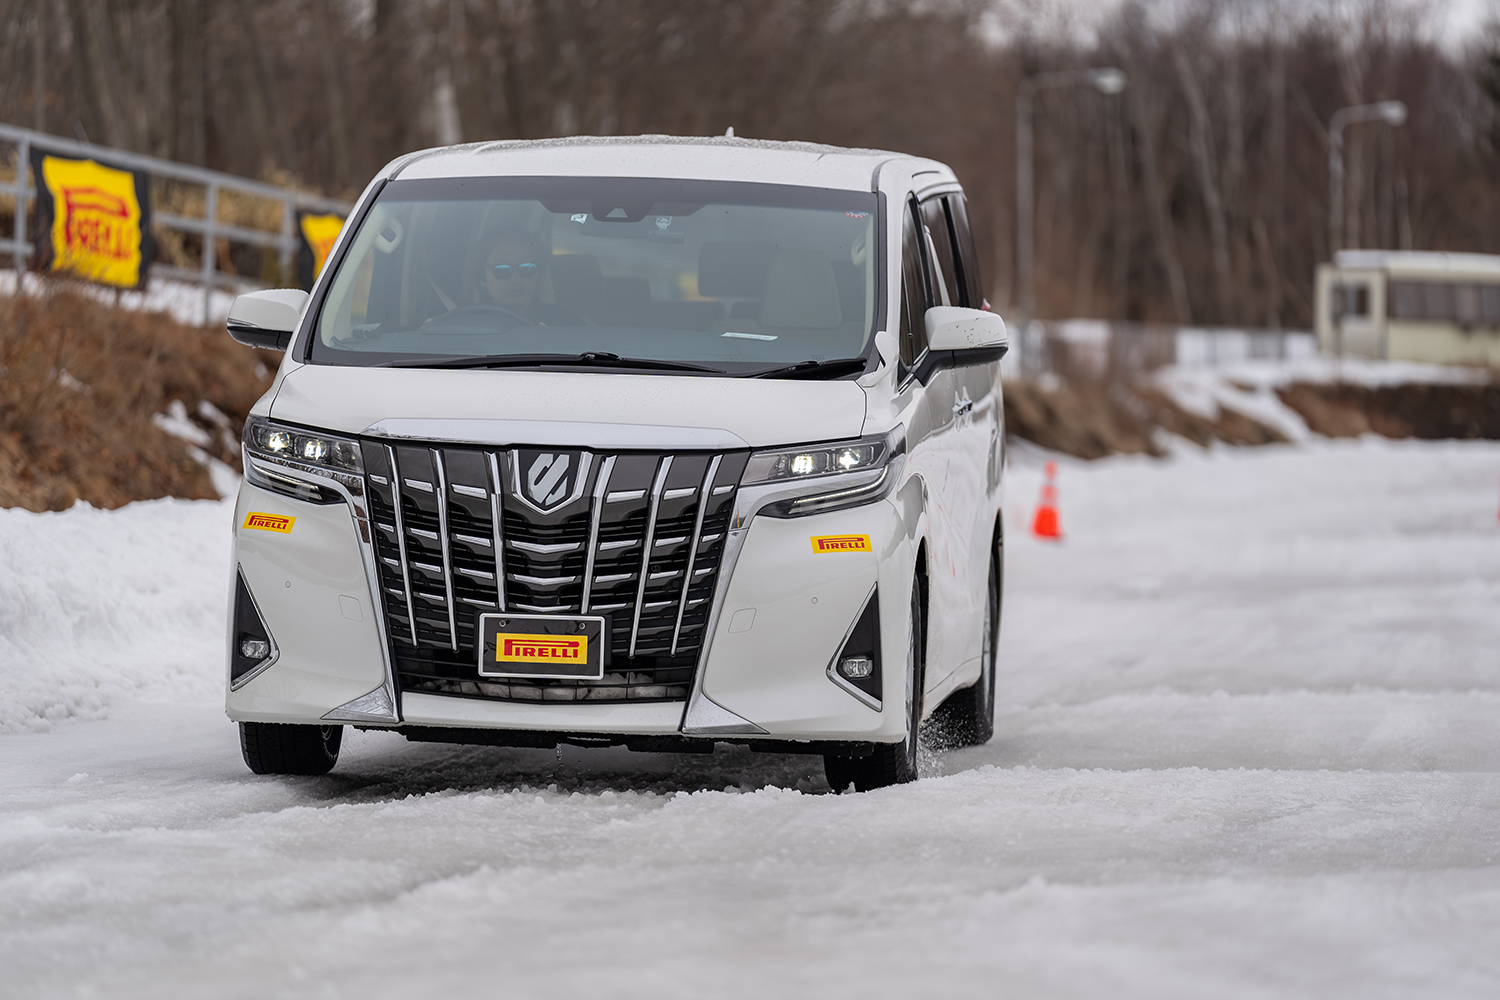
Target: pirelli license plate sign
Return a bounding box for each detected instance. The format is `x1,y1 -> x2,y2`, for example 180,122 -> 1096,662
478,613 -> 606,680
29,147 -> 154,290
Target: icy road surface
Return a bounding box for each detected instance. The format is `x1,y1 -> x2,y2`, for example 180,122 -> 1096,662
3,438 -> 1500,999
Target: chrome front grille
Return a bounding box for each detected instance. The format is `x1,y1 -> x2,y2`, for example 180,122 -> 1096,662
361,441 -> 748,703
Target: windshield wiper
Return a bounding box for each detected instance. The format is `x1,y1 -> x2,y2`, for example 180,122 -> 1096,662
747,357 -> 869,380
376,352 -> 724,373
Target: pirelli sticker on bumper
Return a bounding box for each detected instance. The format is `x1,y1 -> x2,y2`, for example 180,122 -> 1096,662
243,512 -> 295,534
496,633 -> 587,666
811,534 -> 872,554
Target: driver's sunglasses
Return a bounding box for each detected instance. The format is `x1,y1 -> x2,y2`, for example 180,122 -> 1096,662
489,262 -> 540,280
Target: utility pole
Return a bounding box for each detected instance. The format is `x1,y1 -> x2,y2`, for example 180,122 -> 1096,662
1328,101 -> 1407,257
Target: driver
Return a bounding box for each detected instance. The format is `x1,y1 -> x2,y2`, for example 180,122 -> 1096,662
476,231 -> 578,326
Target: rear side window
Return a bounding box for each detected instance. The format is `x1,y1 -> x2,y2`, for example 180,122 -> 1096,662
919,197 -> 959,307
899,200 -> 930,368
944,194 -> 985,309
1389,280 -> 1500,324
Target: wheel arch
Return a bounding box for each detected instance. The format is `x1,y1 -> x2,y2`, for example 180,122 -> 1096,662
912,538 -> 930,713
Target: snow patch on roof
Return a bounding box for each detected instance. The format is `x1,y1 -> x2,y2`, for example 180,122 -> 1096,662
391,134 -> 943,188
1333,250 -> 1500,275
417,133 -> 904,160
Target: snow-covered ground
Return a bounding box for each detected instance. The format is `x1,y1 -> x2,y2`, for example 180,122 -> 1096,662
3,438 -> 1500,999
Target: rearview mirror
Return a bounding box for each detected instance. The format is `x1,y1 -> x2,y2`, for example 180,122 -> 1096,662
227,289 -> 309,351
924,306 -> 1008,354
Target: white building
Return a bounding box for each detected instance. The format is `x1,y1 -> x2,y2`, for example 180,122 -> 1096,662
1315,250 -> 1500,366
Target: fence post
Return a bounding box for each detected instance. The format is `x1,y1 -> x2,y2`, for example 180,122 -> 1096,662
12,136 -> 28,281
279,198 -> 294,288
200,181 -> 217,326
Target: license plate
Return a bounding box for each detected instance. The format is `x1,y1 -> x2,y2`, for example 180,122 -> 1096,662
477,613 -> 605,680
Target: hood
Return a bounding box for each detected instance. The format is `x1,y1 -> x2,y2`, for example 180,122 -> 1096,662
268,363 -> 868,450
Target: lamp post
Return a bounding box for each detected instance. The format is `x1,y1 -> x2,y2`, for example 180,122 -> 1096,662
1327,100 -> 1407,257
1016,67 -> 1125,327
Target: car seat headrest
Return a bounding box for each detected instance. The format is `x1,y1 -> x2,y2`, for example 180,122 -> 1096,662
698,242 -> 776,298
760,249 -> 842,329
549,254 -> 604,294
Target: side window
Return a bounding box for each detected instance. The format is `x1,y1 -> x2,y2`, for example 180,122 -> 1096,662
1333,283 -> 1370,320
919,197 -> 959,307
899,200 -> 930,368
944,193 -> 986,309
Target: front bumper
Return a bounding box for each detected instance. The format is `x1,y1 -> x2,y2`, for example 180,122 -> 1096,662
227,481 -> 915,745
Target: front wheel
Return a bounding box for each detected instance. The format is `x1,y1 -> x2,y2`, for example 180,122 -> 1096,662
239,722 -> 342,775
824,583 -> 923,792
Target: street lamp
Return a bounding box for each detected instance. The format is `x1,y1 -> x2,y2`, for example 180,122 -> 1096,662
1016,67 -> 1126,326
1327,100 -> 1407,256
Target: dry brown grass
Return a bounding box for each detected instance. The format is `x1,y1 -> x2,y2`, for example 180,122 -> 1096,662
152,171 -> 323,283
0,284 -> 273,511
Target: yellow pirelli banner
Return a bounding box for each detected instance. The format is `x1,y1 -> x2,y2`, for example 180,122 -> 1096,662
28,148 -> 154,290
297,211 -> 345,290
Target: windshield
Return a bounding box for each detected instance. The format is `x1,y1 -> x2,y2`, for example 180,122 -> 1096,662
309,176 -> 879,375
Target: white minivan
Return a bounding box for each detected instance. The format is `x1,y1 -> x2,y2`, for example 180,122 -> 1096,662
225,136 -> 1007,791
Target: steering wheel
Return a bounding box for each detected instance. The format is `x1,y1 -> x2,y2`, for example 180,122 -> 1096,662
423,303 -> 537,332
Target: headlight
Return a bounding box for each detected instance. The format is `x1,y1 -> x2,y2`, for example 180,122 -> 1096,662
243,416 -> 364,504
741,427 -> 904,518
743,431 -> 895,485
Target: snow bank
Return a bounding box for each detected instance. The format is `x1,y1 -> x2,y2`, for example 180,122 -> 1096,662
1153,355 -> 1495,445
0,498 -> 233,733
1168,352 -> 1493,387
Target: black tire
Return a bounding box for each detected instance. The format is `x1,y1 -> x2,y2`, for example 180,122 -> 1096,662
239,722 -> 342,776
942,543 -> 1001,746
824,583 -> 924,792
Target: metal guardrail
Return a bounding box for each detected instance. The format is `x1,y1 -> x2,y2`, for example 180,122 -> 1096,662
1004,320 -> 1318,382
0,122 -> 352,324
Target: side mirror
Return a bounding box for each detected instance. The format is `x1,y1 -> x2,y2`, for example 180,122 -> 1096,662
925,306 -> 1008,354
227,289 -> 310,351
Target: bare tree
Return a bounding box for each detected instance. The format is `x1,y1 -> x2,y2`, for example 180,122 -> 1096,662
1175,47 -> 1234,323
3,0 -> 1498,329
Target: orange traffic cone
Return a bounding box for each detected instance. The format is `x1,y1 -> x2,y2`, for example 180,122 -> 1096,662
1031,461 -> 1063,540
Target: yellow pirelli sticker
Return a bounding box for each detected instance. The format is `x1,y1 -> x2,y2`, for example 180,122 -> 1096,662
811,534 -> 872,554
243,512 -> 295,534
496,633 -> 588,665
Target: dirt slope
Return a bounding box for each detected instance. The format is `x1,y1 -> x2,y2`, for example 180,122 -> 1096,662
0,286 -> 273,511
1277,382 -> 1500,439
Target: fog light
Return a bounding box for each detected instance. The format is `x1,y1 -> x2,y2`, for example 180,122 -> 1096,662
839,655 -> 874,679
240,638 -> 270,660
